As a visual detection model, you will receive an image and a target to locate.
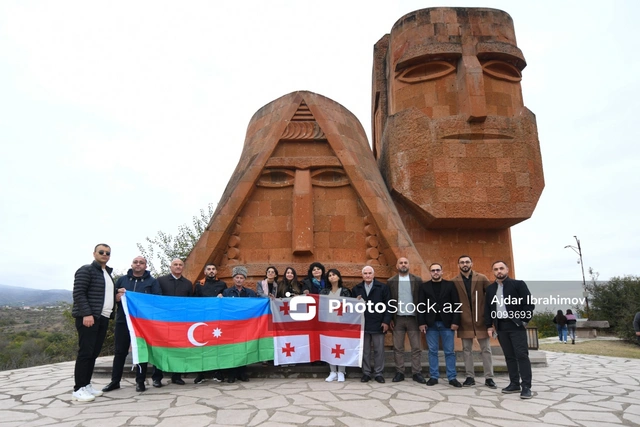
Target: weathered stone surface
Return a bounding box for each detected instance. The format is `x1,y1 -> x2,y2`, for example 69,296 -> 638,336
372,7 -> 544,275
184,6 -> 544,284
185,92 -> 429,282
0,351 -> 637,425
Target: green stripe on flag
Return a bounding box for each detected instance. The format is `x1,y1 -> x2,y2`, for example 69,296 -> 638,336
134,337 -> 274,373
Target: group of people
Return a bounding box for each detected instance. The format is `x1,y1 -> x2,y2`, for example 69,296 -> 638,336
387,256 -> 535,400
553,309 -> 578,344
70,244 -> 536,402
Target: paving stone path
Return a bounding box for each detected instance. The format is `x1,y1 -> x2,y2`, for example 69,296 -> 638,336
1,351 -> 639,426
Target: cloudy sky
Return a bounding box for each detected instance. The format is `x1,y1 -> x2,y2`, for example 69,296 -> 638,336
1,1 -> 638,291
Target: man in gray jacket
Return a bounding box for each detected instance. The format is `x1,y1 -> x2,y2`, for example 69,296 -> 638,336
387,257 -> 425,384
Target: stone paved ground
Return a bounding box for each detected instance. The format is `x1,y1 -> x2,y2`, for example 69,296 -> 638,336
1,351 -> 640,426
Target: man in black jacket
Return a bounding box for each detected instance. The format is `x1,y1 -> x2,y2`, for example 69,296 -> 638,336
71,243 -> 120,402
351,266 -> 391,384
193,263 -> 227,384
417,263 -> 462,387
485,261 -> 535,399
195,264 -> 227,297
102,256 -> 161,393
153,258 -> 193,387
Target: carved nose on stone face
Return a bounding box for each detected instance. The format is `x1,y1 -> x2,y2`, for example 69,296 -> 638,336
457,55 -> 487,123
292,169 -> 313,255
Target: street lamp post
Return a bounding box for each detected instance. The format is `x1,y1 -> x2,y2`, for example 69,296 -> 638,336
564,236 -> 589,318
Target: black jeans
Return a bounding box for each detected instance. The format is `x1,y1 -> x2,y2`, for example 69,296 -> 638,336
111,321 -> 148,383
74,315 -> 109,391
497,320 -> 532,388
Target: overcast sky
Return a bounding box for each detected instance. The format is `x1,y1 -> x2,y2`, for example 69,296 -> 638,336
1,1 -> 638,291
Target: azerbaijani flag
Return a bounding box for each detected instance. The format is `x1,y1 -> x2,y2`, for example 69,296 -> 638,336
122,293 -> 274,372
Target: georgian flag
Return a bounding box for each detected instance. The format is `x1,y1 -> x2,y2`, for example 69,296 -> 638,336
271,295 -> 363,367
274,334 -> 311,364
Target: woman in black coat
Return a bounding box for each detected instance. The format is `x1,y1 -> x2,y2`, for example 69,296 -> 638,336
302,262 -> 327,294
277,267 -> 302,298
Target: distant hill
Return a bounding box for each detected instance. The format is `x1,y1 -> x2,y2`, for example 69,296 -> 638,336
0,284 -> 73,307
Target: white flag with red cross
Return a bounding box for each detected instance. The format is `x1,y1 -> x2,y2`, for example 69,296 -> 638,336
270,294 -> 363,366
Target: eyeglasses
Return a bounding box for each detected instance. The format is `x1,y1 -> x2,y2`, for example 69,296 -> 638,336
459,261 -> 472,264
430,269 -> 441,273
98,250 -> 111,256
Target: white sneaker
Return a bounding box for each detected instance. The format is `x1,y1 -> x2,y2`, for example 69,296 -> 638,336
71,387 -> 95,402
85,384 -> 103,397
325,372 -> 338,382
337,372 -> 345,382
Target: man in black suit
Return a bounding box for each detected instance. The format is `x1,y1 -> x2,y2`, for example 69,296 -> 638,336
351,266 -> 392,384
153,258 -> 193,387
418,263 -> 462,387
485,261 -> 535,399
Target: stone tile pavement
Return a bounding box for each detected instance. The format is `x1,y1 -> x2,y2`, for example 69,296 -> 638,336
1,351 -> 640,426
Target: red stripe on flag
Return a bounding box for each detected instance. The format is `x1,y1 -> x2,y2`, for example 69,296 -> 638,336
272,321 -> 361,339
130,314 -> 273,348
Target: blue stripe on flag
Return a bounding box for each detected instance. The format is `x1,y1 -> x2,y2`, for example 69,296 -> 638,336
123,292 -> 271,322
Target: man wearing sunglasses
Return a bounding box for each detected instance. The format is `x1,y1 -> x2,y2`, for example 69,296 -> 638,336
418,263 -> 462,388
71,243 -> 120,402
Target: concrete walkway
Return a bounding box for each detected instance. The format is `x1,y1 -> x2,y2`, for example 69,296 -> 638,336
1,351 -> 640,426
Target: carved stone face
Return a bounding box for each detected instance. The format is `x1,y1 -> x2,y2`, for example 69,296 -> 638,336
375,8 -> 544,228
183,92 -> 418,282
387,8 -> 526,122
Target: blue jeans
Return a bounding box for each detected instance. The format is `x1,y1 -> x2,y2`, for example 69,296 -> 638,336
557,325 -> 567,342
426,321 -> 456,380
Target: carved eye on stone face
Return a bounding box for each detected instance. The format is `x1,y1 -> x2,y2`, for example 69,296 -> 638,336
311,168 -> 349,187
482,60 -> 522,82
397,61 -> 456,83
257,169 -> 295,187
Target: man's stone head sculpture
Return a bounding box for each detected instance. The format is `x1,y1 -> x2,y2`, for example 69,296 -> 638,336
373,7 -> 544,228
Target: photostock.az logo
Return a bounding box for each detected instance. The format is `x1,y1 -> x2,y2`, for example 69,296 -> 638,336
289,295 -> 317,321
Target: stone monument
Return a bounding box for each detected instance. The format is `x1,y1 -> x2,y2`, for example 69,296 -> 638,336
184,91 -> 429,283
372,7 -> 544,276
184,7 -> 543,285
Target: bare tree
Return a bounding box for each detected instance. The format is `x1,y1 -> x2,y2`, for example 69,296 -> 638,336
137,203 -> 214,276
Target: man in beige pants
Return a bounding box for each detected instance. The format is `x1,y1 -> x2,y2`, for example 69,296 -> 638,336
388,257 -> 426,384
451,255 -> 496,388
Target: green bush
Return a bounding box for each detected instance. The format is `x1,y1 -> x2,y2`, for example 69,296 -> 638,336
528,309 -> 557,338
587,275 -> 640,342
